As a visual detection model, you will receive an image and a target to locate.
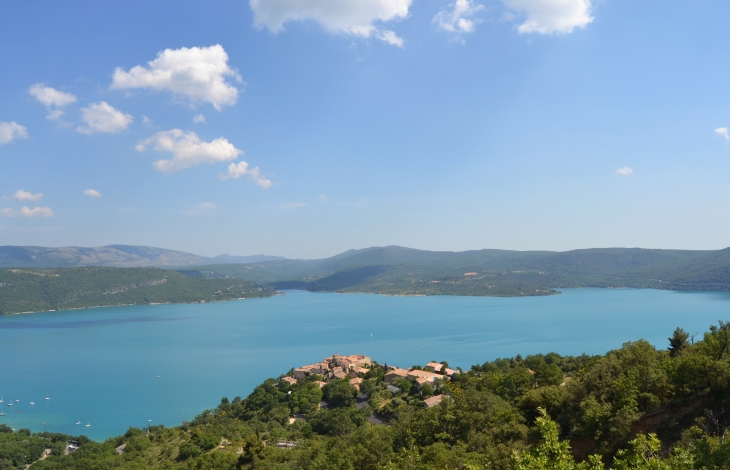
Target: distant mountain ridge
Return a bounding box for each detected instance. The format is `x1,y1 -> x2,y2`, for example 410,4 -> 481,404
184,245 -> 730,296
0,245 -> 286,268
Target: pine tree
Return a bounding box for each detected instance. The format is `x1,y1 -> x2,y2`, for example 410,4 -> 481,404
668,327 -> 689,357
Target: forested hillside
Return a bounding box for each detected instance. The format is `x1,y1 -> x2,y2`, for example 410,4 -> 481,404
5,321 -> 730,469
0,267 -> 274,315
183,246 -> 730,297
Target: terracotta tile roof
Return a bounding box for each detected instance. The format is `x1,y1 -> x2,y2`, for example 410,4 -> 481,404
424,395 -> 444,408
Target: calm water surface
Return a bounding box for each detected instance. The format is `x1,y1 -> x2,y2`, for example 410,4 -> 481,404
0,288 -> 728,440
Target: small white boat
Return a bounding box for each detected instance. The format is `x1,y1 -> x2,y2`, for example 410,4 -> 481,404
76,420 -> 81,425
7,401 -> 12,407
14,400 -> 19,403
45,391 -> 50,401
0,396 -> 4,403
0,412 -> 5,417
85,422 -> 91,427
29,402 -> 35,405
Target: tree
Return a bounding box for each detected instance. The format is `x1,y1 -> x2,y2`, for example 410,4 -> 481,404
322,379 -> 357,408
514,408 -> 603,470
668,327 -> 689,357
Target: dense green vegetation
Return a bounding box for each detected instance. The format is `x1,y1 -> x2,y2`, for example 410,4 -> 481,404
0,267 -> 274,315
182,246 -> 730,297
5,321 -> 730,468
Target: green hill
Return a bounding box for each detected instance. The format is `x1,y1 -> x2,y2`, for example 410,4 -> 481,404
0,267 -> 274,315
180,246 -> 730,296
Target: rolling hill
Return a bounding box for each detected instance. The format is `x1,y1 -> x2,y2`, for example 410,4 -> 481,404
182,246 -> 730,296
0,245 -> 286,268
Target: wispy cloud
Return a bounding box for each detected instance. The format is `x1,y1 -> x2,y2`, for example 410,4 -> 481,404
193,114 -> 206,124
0,122 -> 28,144
434,0 -> 484,34
2,190 -> 43,202
183,202 -> 218,216
28,84 -> 77,121
0,206 -> 54,218
353,198 -> 372,207
221,161 -> 272,188
715,127 -> 729,141
616,166 -> 633,176
84,189 -> 102,198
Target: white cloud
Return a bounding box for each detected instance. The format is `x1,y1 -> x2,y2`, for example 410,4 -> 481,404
2,190 -> 43,202
28,84 -> 77,107
0,122 -> 28,144
375,30 -> 404,47
45,109 -> 66,121
501,0 -> 593,34
434,0 -> 484,33
193,114 -> 206,124
221,161 -> 272,188
250,0 -> 412,46
616,166 -> 633,176
142,116 -> 153,127
715,127 -> 729,141
76,102 -> 133,134
137,129 -> 242,173
0,206 -> 54,218
111,45 -> 241,111
84,189 -> 102,198
184,202 -> 218,216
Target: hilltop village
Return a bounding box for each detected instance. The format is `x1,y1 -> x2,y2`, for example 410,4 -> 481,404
278,354 -> 461,425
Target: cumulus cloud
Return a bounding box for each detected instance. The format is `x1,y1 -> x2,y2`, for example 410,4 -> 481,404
28,84 -> 77,120
76,102 -> 133,134
221,161 -> 272,188
434,0 -> 484,33
193,114 -> 206,124
84,189 -> 102,198
0,206 -> 54,218
2,190 -> 43,202
137,129 -> 242,173
250,0 -> 411,46
0,122 -> 28,144
715,127 -> 729,141
501,0 -> 593,34
616,166 -> 633,176
111,45 -> 241,110
184,202 -> 218,216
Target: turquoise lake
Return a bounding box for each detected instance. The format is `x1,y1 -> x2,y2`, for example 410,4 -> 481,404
1,288 -> 729,440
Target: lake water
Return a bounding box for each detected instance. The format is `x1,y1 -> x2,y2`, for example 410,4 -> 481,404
1,288 -> 729,440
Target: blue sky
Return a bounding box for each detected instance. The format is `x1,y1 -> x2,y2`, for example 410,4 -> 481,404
1,0 -> 729,258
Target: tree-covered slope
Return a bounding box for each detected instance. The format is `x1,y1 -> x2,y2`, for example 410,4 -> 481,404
182,246 -> 730,297
0,267 -> 274,315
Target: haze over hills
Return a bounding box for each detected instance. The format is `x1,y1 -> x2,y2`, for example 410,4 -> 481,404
185,245 -> 730,296
3,244 -> 730,297
0,245 -> 287,268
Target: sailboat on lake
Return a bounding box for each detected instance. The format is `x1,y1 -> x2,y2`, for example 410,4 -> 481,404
45,390 -> 50,401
